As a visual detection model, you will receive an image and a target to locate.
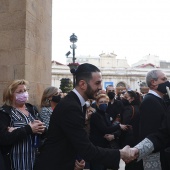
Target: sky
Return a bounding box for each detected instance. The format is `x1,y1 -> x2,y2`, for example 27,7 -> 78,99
52,0 -> 170,66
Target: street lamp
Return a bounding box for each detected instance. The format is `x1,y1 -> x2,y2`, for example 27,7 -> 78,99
67,33 -> 79,88
70,33 -> 77,64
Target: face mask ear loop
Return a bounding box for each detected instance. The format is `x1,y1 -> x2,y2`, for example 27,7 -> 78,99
166,86 -> 170,99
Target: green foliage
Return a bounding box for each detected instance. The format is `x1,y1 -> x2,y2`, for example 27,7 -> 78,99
60,78 -> 73,93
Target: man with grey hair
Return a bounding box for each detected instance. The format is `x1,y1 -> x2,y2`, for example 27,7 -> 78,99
128,69 -> 170,170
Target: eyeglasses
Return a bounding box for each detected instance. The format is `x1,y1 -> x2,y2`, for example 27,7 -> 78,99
15,89 -> 29,94
98,100 -> 108,104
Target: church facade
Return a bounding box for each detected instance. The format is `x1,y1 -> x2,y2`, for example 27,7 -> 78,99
52,52 -> 170,94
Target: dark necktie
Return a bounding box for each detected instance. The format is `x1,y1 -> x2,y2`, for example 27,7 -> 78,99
82,104 -> 87,116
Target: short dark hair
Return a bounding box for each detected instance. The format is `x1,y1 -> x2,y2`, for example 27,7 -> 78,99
127,90 -> 137,99
75,63 -> 100,86
127,90 -> 141,105
106,84 -> 114,90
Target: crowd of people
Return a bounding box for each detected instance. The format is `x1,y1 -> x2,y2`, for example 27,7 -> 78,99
0,63 -> 170,170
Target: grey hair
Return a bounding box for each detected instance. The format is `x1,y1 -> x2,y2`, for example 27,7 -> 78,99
146,70 -> 162,87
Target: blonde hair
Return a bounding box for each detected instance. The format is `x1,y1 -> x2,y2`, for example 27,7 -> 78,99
41,86 -> 59,107
3,79 -> 29,106
95,94 -> 109,105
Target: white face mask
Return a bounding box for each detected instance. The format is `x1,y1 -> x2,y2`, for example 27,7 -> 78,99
85,101 -> 90,108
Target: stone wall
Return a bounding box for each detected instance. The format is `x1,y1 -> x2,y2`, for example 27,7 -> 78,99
0,0 -> 52,107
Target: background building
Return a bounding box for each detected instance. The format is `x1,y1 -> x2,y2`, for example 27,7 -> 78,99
67,51 -> 130,68
52,52 -> 170,94
132,54 -> 160,68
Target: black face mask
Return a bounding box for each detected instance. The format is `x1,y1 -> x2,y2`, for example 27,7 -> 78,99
51,95 -> 61,103
157,81 -> 170,94
107,92 -> 115,100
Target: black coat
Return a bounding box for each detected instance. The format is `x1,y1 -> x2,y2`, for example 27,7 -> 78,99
0,149 -> 6,170
121,103 -> 140,147
139,93 -> 167,140
139,93 -> 168,170
0,103 -> 39,170
147,104 -> 170,150
106,99 -> 124,122
34,91 -> 120,170
146,104 -> 170,169
89,108 -> 121,148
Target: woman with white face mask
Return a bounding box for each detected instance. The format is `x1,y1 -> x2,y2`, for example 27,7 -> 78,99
0,79 -> 46,170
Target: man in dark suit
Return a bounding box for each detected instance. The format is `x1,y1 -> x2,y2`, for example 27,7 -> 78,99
105,85 -> 124,150
138,69 -> 170,170
0,149 -> 6,170
106,84 -> 124,123
34,63 -> 130,170
128,96 -> 170,169
128,70 -> 170,170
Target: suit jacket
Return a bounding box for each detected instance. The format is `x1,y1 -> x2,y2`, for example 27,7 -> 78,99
139,93 -> 168,170
34,91 -> 120,170
147,109 -> 170,169
148,104 -> 170,151
139,93 -> 167,140
0,149 -> 6,170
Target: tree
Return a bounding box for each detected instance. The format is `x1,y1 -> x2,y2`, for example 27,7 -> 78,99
60,78 -> 73,93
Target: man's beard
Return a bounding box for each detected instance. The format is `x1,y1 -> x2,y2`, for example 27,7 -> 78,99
85,83 -> 96,99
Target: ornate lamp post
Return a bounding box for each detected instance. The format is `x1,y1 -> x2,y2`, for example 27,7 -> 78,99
70,33 -> 77,64
67,33 -> 79,88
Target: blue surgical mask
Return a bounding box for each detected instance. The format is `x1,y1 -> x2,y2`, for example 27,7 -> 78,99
99,103 -> 108,112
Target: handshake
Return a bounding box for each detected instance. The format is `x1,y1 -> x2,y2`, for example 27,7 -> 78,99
119,145 -> 139,163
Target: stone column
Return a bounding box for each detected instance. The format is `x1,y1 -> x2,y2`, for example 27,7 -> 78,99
0,0 -> 52,107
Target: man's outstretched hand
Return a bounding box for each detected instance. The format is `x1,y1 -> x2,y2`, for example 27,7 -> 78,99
120,146 -> 139,163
